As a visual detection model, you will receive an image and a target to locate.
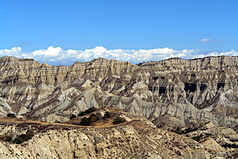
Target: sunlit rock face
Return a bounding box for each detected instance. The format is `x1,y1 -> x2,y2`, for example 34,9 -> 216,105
0,119 -> 215,159
0,56 -> 238,129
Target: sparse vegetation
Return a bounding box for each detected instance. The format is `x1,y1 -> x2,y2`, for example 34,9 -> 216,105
76,113 -> 100,126
7,113 -> 16,118
103,111 -> 111,119
78,107 -> 97,116
70,114 -> 77,120
191,134 -> 203,141
221,143 -> 238,148
12,130 -> 34,144
89,113 -> 100,122
175,127 -> 199,135
113,117 -> 126,124
229,138 -> 238,142
3,130 -> 35,144
5,135 -> 12,142
76,117 -> 91,126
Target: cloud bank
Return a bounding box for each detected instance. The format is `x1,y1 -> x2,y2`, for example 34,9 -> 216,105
0,46 -> 237,65
200,38 -> 213,43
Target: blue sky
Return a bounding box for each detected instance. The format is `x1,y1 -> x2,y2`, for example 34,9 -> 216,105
1,0 -> 238,64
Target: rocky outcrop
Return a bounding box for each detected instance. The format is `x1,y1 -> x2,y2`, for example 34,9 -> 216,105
0,109 -> 237,159
0,118 -> 217,159
0,56 -> 238,130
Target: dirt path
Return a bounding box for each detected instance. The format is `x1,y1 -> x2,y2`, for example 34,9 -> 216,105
0,118 -> 133,129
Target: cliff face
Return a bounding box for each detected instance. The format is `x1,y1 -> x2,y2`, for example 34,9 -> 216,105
0,56 -> 238,130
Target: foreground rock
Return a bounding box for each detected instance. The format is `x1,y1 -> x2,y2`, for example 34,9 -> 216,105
0,108 -> 237,158
0,120 -> 220,158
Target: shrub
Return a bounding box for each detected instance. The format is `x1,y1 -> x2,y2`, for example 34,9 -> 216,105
5,136 -> 12,142
76,117 -> 91,126
12,130 -> 34,144
229,138 -> 238,142
176,127 -> 198,134
103,111 -> 111,119
89,114 -> 100,122
78,107 -> 97,116
70,114 -> 77,120
113,117 -> 126,124
7,113 -> 16,118
222,143 -> 238,148
191,134 -> 203,141
76,113 -> 100,126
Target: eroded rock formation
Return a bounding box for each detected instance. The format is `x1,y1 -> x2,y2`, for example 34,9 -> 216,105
0,56 -> 238,130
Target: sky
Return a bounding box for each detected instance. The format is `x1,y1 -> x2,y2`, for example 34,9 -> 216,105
1,0 -> 238,65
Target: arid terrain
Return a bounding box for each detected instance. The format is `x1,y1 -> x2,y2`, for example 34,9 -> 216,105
0,56 -> 238,158
0,107 -> 237,158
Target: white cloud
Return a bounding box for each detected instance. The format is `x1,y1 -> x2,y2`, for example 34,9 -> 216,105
0,47 -> 22,56
32,46 -> 62,57
0,46 -> 237,65
200,38 -> 213,43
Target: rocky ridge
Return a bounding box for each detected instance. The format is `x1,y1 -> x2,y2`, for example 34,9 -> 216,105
0,56 -> 238,130
0,108 -> 237,159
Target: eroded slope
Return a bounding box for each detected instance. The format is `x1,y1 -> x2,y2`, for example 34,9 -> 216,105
0,56 -> 238,131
